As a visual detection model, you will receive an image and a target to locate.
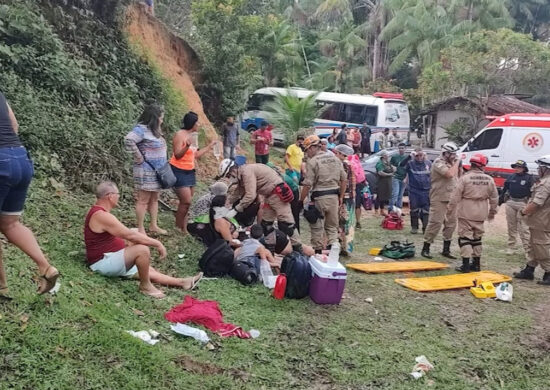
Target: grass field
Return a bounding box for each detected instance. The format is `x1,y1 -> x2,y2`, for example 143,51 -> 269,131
1,167 -> 550,389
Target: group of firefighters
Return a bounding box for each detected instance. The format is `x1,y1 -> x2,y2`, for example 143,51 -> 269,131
217,134 -> 550,286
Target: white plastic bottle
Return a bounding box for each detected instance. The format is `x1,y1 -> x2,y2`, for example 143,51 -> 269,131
328,242 -> 340,265
259,259 -> 276,288
213,141 -> 221,159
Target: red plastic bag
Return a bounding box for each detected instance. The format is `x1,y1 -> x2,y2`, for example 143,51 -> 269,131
273,274 -> 287,300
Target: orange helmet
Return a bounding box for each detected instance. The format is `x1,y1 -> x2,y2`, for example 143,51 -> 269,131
470,153 -> 488,167
303,135 -> 321,150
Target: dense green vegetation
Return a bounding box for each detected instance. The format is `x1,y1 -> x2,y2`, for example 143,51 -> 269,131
0,0 -> 186,190
157,0 -> 550,121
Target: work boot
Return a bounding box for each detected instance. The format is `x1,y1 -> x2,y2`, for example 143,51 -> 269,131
455,257 -> 470,273
513,265 -> 535,280
410,228 -> 418,234
441,240 -> 457,259
421,242 -> 432,259
470,257 -> 481,272
537,272 -> 550,286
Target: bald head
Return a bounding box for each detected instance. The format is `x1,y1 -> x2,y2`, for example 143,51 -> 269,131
95,181 -> 118,199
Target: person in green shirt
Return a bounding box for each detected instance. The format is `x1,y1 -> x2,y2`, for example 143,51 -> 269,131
390,143 -> 408,212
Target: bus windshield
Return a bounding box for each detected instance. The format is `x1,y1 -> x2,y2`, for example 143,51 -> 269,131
384,101 -> 409,128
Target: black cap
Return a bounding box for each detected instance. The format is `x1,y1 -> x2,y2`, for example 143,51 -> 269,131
511,160 -> 528,172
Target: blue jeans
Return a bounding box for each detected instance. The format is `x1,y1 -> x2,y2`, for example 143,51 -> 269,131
0,146 -> 34,215
390,178 -> 405,210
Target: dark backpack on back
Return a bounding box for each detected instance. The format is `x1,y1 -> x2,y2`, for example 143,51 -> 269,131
280,251 -> 312,299
199,239 -> 234,277
231,256 -> 261,285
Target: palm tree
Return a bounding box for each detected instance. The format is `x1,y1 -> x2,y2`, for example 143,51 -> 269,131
262,90 -> 322,144
260,20 -> 305,86
317,20 -> 365,92
313,0 -> 353,25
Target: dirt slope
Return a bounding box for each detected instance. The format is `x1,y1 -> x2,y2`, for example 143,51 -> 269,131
124,4 -> 216,141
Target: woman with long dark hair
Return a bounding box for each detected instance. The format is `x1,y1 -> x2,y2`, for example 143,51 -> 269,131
0,92 -> 59,298
124,103 -> 168,235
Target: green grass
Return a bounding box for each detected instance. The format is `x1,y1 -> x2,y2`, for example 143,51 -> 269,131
2,183 -> 550,390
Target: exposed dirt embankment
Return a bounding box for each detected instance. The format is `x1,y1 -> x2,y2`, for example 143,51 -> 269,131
124,4 -> 219,178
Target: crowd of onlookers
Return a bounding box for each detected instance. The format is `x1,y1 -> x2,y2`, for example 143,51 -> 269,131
2,96 -> 550,301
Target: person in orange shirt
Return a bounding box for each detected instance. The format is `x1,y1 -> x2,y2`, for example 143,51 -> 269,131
170,112 -> 216,234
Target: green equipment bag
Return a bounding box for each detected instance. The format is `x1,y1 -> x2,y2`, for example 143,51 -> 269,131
380,241 -> 415,259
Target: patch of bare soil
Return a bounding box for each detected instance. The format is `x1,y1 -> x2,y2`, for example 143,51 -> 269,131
524,301 -> 550,352
124,4 -> 219,178
175,356 -> 250,382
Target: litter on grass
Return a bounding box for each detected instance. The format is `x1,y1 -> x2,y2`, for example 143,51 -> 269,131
48,282 -> 61,295
249,329 -> 260,339
410,355 -> 434,379
171,323 -> 210,343
495,282 -> 513,302
126,330 -> 160,345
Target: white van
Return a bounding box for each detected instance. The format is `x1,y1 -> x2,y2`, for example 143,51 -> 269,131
459,113 -> 550,187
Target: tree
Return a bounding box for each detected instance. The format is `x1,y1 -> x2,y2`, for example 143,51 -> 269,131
507,0 -> 550,42
419,29 -> 550,102
258,19 -> 305,87
381,0 -> 512,74
317,20 -> 365,92
262,90 -> 322,143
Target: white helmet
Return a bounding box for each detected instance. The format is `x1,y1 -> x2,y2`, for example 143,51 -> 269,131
442,142 -> 458,153
219,159 -> 236,178
535,155 -> 550,167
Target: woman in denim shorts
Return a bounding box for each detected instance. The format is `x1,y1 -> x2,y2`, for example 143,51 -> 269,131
0,92 -> 59,299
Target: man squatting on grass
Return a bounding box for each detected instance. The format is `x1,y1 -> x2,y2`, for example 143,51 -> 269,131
84,181 -> 202,299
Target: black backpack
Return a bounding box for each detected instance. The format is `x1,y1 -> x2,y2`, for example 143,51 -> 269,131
280,251 -> 312,299
231,256 -> 260,285
198,239 -> 234,277
188,222 -> 218,247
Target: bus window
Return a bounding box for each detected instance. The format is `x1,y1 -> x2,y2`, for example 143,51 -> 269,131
320,103 -> 343,121
365,106 -> 377,126
467,128 -> 503,151
343,104 -> 365,124
384,101 -> 409,127
247,94 -> 274,111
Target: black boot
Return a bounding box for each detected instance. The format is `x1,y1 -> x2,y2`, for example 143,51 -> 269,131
410,211 -> 419,234
537,272 -> 550,286
421,242 -> 432,259
455,257 -> 470,273
441,240 -> 457,259
513,265 -> 535,280
470,257 -> 481,272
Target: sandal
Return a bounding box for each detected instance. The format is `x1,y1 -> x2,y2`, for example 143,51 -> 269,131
0,287 -> 12,302
37,266 -> 59,295
182,272 -> 203,291
140,288 -> 166,299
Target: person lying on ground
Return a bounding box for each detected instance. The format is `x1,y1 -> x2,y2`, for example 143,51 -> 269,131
234,224 -> 280,268
84,181 -> 202,299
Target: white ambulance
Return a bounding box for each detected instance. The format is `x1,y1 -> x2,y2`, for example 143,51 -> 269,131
459,113 -> 550,187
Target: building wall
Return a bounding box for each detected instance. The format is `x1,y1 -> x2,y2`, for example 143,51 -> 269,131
434,110 -> 474,149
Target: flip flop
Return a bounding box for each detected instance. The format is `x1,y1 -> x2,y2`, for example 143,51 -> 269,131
182,272 -> 203,290
37,266 -> 60,295
149,228 -> 168,236
140,289 -> 166,299
0,287 -> 12,302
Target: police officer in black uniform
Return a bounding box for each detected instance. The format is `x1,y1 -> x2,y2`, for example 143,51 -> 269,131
500,160 -> 534,256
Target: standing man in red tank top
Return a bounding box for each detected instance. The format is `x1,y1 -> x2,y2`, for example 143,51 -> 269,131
84,181 -> 202,298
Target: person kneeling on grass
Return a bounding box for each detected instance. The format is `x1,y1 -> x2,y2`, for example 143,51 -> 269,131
84,181 -> 202,299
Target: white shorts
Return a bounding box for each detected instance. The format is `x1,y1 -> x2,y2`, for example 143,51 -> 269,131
90,249 -> 138,278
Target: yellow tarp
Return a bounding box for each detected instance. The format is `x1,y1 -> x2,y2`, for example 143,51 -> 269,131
395,271 -> 512,292
347,261 -> 449,274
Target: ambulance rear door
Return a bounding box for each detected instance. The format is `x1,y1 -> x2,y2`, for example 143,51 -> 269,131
461,127 -> 507,186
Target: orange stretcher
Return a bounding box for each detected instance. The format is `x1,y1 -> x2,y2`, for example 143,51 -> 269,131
395,271 -> 512,292
347,261 -> 449,274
